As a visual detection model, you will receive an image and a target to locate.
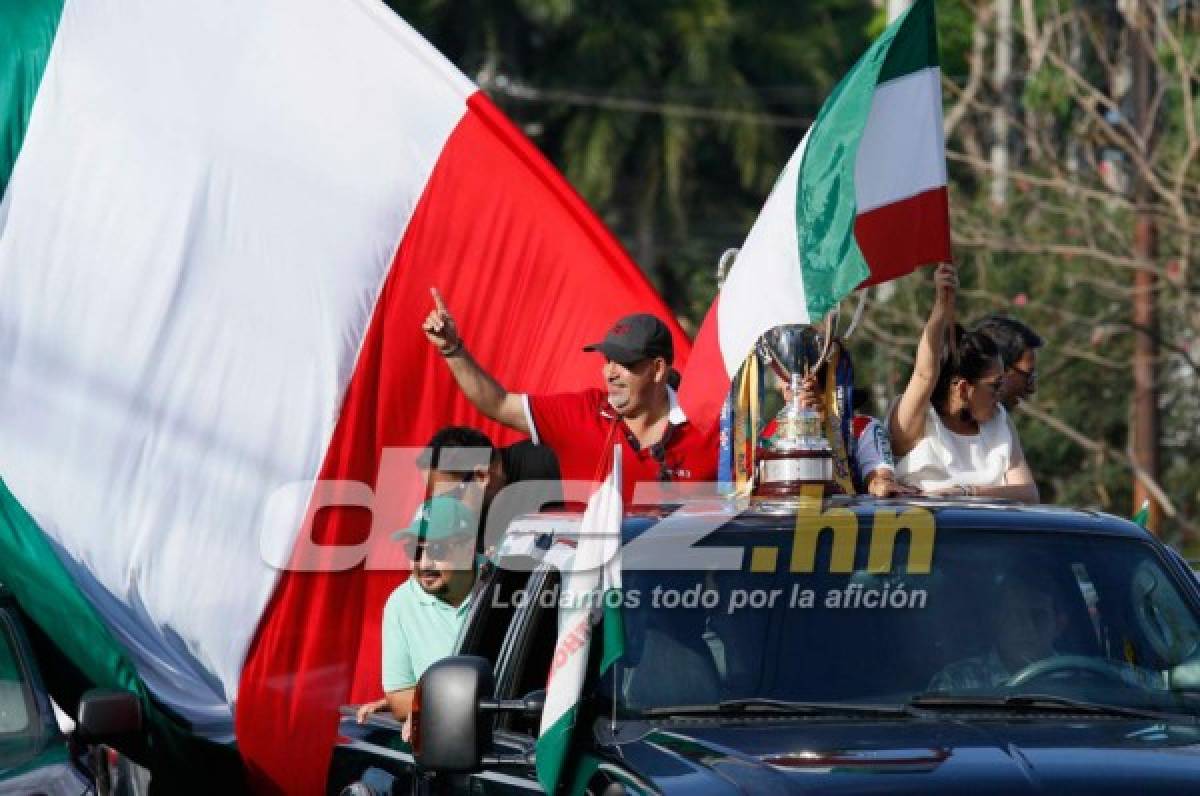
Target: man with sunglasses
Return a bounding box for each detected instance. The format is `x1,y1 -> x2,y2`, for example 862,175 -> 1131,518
358,496 -> 481,727
423,289 -> 716,502
972,315 -> 1043,412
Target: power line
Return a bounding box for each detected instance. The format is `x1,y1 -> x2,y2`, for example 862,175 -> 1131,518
482,75 -> 813,128
479,68 -> 1036,127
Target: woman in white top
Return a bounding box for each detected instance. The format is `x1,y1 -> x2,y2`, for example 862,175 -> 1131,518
889,264 -> 1039,503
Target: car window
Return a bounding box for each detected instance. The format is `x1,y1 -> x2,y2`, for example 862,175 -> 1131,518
596,528 -> 1200,716
457,563 -> 533,668
0,616 -> 31,734
496,568 -> 562,736
0,611 -> 38,770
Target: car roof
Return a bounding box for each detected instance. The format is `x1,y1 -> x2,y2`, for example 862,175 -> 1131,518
710,496 -> 1149,537
494,499 -> 1152,566
500,496 -> 1153,555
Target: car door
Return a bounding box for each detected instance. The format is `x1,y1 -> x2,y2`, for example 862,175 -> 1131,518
465,564 -> 565,796
328,562 -> 537,796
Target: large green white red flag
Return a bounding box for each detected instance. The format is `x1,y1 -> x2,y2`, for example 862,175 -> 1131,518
0,1 -> 685,791
680,0 -> 950,426
536,446 -> 624,794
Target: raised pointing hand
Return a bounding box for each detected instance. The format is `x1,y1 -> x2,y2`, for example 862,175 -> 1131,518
423,287 -> 461,355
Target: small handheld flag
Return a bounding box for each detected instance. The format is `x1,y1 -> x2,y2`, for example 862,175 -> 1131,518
536,446 -> 624,793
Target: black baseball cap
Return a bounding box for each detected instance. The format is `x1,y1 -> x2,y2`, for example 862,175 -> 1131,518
583,314 -> 674,365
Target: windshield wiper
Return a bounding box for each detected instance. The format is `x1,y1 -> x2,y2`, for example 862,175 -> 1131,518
640,698 -> 914,718
909,693 -> 1182,721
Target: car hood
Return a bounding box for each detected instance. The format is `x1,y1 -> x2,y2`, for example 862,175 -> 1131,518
612,717 -> 1200,795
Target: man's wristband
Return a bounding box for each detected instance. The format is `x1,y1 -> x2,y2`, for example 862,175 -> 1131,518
439,340 -> 464,358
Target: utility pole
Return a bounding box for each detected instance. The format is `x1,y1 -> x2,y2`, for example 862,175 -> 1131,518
991,0 -> 1012,206
1127,0 -> 1161,533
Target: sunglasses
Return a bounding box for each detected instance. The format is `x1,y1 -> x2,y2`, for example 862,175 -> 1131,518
1009,365 -> 1037,386
426,471 -> 478,496
404,535 -> 472,560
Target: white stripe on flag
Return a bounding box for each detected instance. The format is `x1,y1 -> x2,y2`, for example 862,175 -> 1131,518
714,133 -> 813,377
854,67 -> 946,214
537,447 -> 622,791
0,0 -> 473,737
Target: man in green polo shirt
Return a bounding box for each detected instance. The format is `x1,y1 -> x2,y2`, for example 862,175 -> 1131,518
357,496 -> 480,726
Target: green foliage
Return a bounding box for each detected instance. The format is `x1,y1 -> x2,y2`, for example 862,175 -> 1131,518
931,0 -> 975,80
1022,67 -> 1074,121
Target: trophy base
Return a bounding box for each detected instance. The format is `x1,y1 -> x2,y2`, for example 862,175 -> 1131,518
753,448 -> 842,498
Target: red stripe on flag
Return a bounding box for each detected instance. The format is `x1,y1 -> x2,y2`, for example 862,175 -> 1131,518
677,295 -> 729,433
235,91 -> 687,794
855,186 -> 951,287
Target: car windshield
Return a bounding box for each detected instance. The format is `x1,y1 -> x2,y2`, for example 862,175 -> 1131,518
602,527 -> 1200,718
0,613 -> 38,768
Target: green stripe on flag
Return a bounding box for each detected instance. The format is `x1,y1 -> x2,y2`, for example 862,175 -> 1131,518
536,704 -> 577,794
878,0 -> 940,84
600,595 -> 625,674
0,478 -> 241,784
0,0 -> 65,195
0,479 -> 154,709
795,0 -> 939,320
537,601 -> 624,794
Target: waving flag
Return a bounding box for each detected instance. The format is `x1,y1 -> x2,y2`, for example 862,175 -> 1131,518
0,0 -> 686,791
680,0 -> 950,427
537,446 -> 624,794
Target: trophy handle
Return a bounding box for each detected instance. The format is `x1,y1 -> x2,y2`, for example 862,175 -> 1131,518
811,288 -> 868,370
842,289 -> 868,341
755,338 -> 793,384
811,311 -> 837,373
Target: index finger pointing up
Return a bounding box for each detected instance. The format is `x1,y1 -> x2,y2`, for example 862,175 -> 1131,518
430,287 -> 448,315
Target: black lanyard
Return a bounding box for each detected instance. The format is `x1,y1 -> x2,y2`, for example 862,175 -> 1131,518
620,421 -> 676,482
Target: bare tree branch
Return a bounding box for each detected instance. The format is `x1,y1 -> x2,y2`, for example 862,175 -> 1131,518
944,1 -> 992,144
1018,402 -> 1200,538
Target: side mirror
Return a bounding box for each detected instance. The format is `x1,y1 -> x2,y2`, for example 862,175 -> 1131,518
1169,657 -> 1200,691
412,656 -> 494,772
77,689 -> 142,742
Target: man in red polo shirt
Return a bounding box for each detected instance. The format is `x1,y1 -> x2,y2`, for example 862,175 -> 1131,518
422,289 -> 716,502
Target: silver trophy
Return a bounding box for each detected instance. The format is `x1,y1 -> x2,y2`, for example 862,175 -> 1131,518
754,325 -> 835,495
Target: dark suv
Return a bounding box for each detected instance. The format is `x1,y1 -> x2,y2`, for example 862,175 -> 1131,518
329,498 -> 1200,794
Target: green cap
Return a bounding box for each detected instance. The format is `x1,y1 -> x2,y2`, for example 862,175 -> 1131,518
394,496 -> 478,542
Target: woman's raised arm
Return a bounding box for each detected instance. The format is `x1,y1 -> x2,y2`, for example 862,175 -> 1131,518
890,263 -> 957,459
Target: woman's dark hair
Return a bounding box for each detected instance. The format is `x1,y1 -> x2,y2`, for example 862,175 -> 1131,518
931,324 -> 1001,413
